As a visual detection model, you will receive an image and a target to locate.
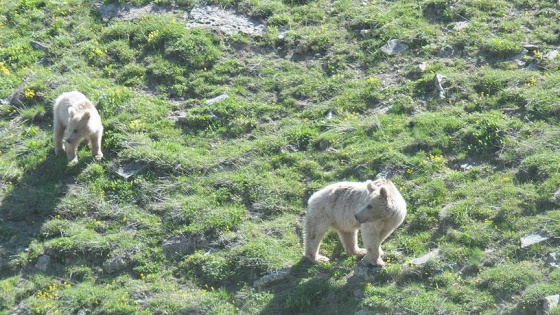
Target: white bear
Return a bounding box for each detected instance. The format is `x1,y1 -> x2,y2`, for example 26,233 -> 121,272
304,178 -> 406,266
53,91 -> 103,164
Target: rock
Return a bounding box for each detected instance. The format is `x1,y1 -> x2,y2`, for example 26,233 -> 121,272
112,162 -> 147,180
438,46 -> 454,58
554,187 -> 560,206
103,254 -> 133,273
360,29 -> 370,37
163,234 -> 208,256
547,252 -> 560,268
30,41 -> 49,52
205,93 -> 229,106
546,50 -> 559,60
434,73 -> 446,99
543,295 -> 560,314
523,44 -> 541,51
514,49 -> 529,67
96,3 -> 173,21
169,111 -> 188,123
35,254 -> 50,271
453,21 -> 469,31
418,62 -> 427,71
410,248 -> 440,266
354,259 -> 383,280
460,163 -> 474,170
187,5 -> 265,36
253,268 -> 290,288
278,29 -> 288,40
380,39 -> 408,55
520,233 -> 549,248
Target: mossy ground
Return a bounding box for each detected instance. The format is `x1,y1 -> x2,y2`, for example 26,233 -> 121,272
1,0 -> 560,314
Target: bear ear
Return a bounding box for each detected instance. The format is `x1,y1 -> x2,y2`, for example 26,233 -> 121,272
379,187 -> 388,199
81,111 -> 91,121
366,180 -> 376,192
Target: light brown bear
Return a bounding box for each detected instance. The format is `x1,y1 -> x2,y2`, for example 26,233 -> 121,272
53,91 -> 103,165
304,178 -> 406,266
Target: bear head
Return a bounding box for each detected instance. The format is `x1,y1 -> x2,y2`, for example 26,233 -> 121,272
354,180 -> 390,224
66,109 -> 91,144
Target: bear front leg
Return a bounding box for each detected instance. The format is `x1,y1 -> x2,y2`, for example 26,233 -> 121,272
65,142 -> 79,165
53,122 -> 65,156
338,231 -> 367,256
304,220 -> 330,264
90,133 -> 103,161
362,223 -> 385,266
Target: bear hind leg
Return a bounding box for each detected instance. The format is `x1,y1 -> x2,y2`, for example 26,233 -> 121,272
304,221 -> 330,264
338,230 -> 366,256
54,122 -> 65,156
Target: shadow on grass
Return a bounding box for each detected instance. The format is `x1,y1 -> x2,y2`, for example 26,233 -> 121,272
0,154 -> 87,276
258,255 -> 364,315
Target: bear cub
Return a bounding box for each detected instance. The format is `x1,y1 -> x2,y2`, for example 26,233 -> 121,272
53,91 -> 103,165
304,178 -> 406,266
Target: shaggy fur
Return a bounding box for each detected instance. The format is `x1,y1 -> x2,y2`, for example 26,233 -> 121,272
304,178 -> 406,266
53,91 -> 103,164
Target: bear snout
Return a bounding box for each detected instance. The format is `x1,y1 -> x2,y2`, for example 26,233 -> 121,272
354,213 -> 367,224
66,138 -> 73,144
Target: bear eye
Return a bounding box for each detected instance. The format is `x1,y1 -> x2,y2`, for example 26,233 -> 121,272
73,129 -> 78,133
367,205 -> 373,209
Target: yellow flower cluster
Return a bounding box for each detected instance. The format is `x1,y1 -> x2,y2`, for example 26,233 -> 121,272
24,87 -> 35,99
0,62 -> 9,75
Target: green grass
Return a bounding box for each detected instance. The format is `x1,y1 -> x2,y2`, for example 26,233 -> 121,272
1,0 -> 560,313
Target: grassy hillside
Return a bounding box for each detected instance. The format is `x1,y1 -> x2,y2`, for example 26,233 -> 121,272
1,0 -> 560,313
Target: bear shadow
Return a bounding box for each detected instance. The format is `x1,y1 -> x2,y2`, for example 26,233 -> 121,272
0,153 -> 88,277
258,249 -> 366,315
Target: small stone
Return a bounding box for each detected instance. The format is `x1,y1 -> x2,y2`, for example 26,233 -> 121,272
35,255 -> 51,271
418,62 -> 427,71
543,295 -> 560,314
253,268 -> 290,288
547,252 -> 560,268
460,163 -> 473,170
354,259 -> 382,280
554,187 -> 560,206
112,162 -> 147,180
546,50 -> 559,59
410,248 -> 440,266
520,233 -> 549,248
523,44 -> 541,51
380,39 -> 408,55
434,73 -> 447,99
30,41 -> 49,52
205,93 -> 229,106
278,30 -> 288,40
453,21 -> 469,31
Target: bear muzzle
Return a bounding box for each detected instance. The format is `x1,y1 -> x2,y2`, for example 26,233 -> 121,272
354,210 -> 368,224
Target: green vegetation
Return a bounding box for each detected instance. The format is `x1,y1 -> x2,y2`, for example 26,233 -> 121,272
1,0 -> 560,313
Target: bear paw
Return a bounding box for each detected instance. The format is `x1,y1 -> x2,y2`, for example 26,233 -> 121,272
307,254 -> 330,264
93,153 -> 103,161
353,248 -> 367,256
